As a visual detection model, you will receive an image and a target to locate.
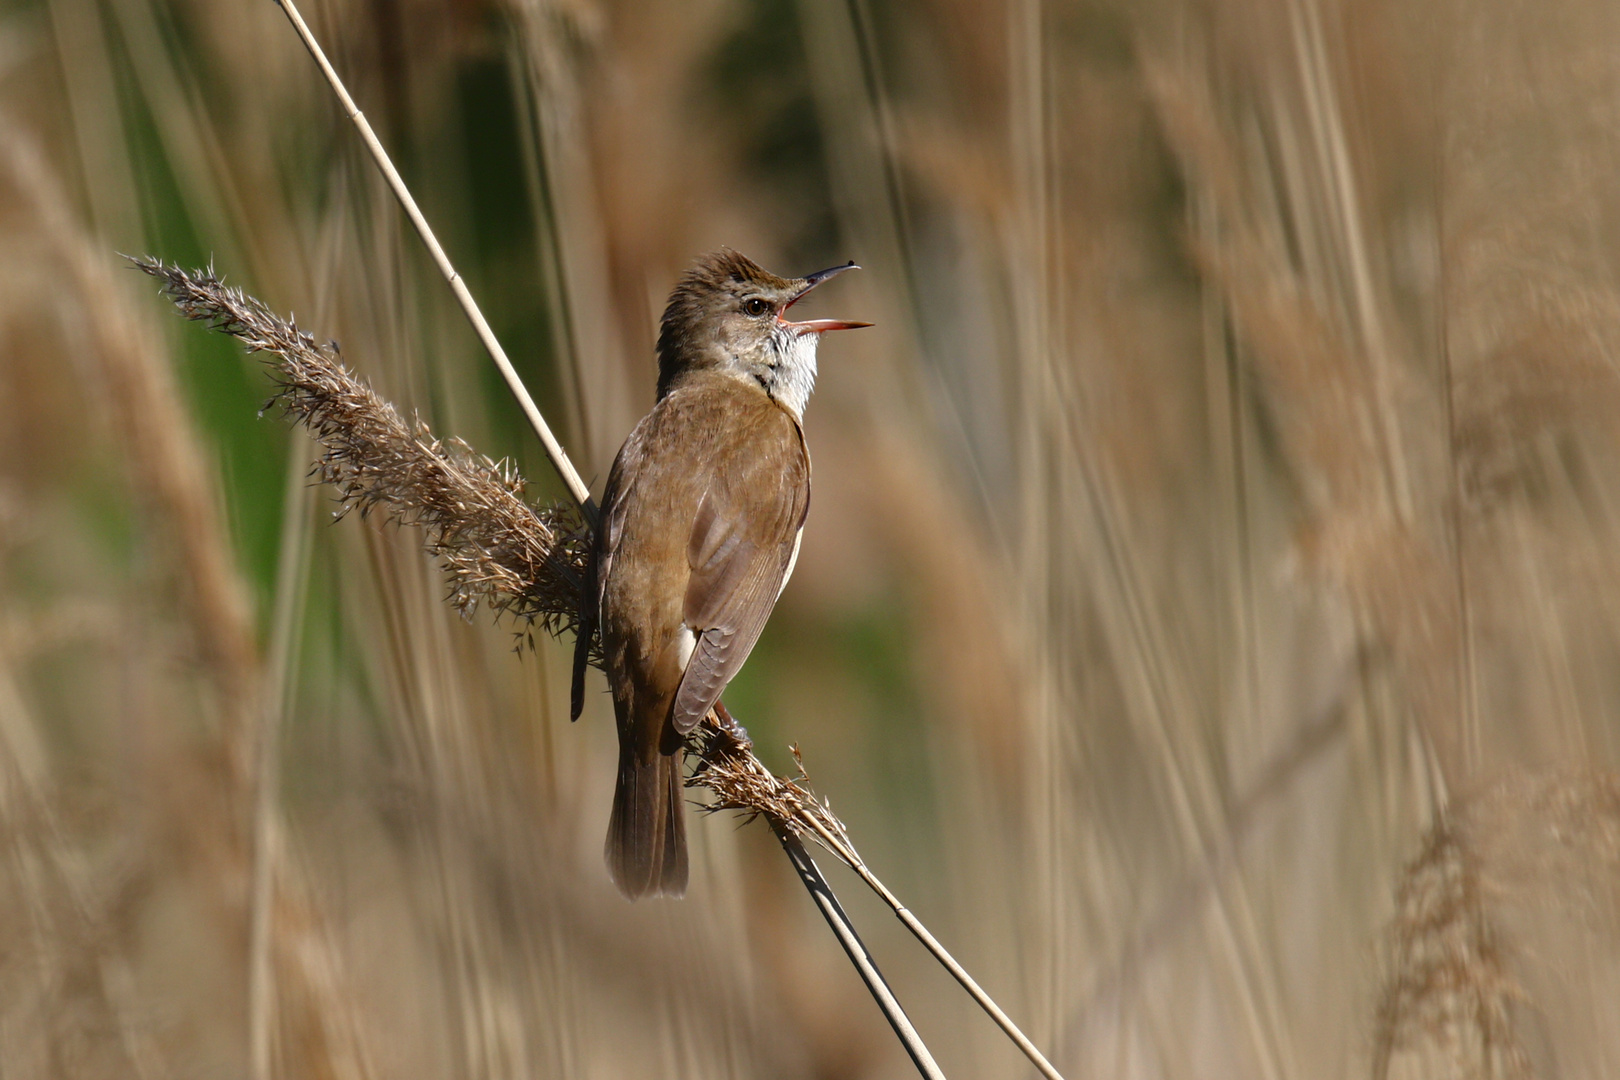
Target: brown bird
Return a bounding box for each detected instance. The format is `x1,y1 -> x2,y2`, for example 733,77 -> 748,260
571,250 -> 870,898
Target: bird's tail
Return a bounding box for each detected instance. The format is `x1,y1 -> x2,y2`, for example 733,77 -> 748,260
605,746 -> 688,899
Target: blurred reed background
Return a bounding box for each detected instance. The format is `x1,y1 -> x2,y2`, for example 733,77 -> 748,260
1,0 -> 1618,1076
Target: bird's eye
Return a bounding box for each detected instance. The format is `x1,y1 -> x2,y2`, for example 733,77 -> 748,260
742,297 -> 771,318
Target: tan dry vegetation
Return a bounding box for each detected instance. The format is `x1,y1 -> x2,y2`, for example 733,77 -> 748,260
1,0 -> 1619,1077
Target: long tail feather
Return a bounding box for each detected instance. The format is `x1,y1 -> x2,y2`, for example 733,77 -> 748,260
604,748 -> 688,898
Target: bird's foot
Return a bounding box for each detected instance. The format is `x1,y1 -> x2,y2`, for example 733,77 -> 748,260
711,701 -> 752,749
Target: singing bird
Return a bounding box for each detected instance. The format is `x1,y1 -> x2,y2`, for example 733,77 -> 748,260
571,250 -> 870,898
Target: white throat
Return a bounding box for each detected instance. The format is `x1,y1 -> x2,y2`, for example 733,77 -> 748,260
762,327 -> 820,420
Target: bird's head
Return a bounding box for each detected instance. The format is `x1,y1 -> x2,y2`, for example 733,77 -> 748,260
655,250 -> 870,419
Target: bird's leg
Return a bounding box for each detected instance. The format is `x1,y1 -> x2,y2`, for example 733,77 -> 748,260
711,700 -> 752,749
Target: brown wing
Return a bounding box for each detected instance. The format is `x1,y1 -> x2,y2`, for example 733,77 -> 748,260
668,421 -> 810,734
569,419 -> 646,721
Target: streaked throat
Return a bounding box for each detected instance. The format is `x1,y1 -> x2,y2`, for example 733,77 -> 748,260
762,326 -> 820,421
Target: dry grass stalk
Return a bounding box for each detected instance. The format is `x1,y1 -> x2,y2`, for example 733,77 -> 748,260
274,0 -> 595,514
0,636 -> 161,1078
1376,771 -> 1620,1080
130,257 -> 592,646
1375,813 -> 1532,1080
687,721 -> 846,838
692,715 -> 1062,1078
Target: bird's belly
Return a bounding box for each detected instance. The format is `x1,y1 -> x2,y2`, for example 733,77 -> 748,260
674,623 -> 697,670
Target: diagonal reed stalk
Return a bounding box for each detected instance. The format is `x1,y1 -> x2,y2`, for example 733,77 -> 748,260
272,0 -> 594,520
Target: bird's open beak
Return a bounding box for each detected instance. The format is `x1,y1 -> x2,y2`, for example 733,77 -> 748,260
780,261 -> 873,333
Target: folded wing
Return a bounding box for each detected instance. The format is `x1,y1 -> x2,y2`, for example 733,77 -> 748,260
669,424 -> 809,734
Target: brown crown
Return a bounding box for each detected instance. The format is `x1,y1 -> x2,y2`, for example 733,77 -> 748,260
655,250 -> 799,397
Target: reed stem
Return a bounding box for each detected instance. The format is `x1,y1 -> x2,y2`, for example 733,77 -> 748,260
271,0 -> 596,521
774,825 -> 947,1080
799,813 -> 1065,1080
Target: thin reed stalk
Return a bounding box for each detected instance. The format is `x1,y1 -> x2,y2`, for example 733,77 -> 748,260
775,827 -> 946,1080
690,724 -> 1068,1080
272,0 -> 594,517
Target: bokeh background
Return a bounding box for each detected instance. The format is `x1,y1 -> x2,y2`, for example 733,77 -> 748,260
2,0 -> 1619,1077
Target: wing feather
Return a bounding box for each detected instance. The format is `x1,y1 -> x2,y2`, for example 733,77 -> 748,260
668,421 -> 809,733
570,420 -> 645,720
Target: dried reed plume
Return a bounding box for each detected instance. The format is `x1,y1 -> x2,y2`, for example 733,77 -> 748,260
1375,770 -> 1620,1080
689,714 -> 852,841
1375,811 -> 1532,1080
131,256 -> 591,644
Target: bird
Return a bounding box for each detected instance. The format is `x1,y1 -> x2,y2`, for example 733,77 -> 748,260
571,249 -> 870,899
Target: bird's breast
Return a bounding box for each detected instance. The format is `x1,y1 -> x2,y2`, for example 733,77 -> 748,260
598,377 -> 808,689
